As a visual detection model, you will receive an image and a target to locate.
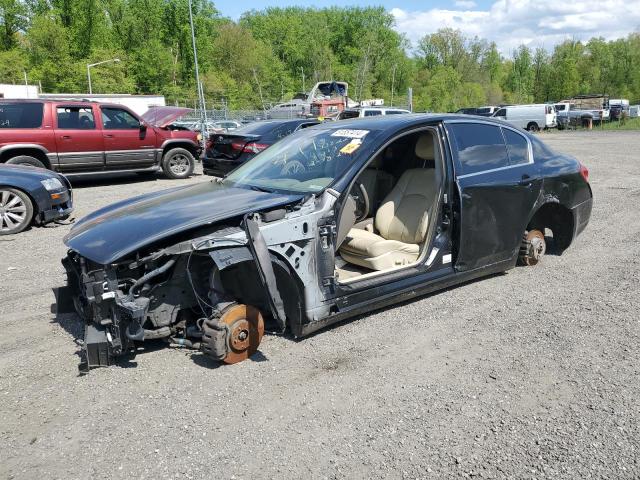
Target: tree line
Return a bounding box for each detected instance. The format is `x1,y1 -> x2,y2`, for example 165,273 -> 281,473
1,1 -> 639,110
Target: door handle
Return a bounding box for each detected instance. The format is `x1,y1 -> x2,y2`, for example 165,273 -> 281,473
104,134 -> 114,138
518,174 -> 533,186
61,135 -> 71,139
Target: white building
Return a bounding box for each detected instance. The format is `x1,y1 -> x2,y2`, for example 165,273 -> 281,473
0,84 -> 39,99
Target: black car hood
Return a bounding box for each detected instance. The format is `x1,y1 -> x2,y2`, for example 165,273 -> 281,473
64,181 -> 303,264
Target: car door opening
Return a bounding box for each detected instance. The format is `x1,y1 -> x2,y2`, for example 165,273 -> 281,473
335,128 -> 443,282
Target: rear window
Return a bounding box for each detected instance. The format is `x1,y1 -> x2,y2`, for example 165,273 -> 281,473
235,122 -> 285,135
338,110 -> 360,120
385,110 -> 407,115
448,123 -> 510,176
0,103 -> 43,128
364,110 -> 382,117
502,128 -> 530,166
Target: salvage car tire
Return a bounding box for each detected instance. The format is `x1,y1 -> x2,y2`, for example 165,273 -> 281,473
526,122 -> 540,132
6,155 -> 46,169
0,187 -> 34,235
161,148 -> 195,179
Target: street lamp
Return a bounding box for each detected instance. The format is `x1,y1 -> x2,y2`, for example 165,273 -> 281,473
87,58 -> 121,94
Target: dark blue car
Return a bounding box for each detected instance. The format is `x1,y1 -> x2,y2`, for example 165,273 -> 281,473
202,119 -> 320,177
0,164 -> 73,234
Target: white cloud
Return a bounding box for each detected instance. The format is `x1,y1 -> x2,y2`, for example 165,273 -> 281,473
454,0 -> 477,8
391,0 -> 640,55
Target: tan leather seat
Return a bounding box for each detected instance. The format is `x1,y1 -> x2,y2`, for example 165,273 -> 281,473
357,154 -> 394,209
340,134 -> 437,271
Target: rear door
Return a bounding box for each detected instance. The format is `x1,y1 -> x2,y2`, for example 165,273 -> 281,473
53,104 -> 105,171
99,106 -> 157,168
446,121 -> 541,271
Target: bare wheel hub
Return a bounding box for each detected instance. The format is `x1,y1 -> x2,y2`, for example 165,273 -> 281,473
219,304 -> 264,364
520,229 -> 546,266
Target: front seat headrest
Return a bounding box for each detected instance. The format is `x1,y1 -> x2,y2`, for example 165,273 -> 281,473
415,134 -> 434,160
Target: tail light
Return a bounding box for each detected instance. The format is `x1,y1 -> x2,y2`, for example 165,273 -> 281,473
230,141 -> 268,154
579,163 -> 589,182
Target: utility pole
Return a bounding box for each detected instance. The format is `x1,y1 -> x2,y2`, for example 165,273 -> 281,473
300,66 -> 306,93
390,63 -> 397,107
253,68 -> 266,113
188,0 -> 207,144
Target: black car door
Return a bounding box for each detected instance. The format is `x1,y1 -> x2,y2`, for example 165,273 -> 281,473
445,121 -> 541,271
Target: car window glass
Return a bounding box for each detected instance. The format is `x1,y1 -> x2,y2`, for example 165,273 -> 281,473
101,107 -> 140,129
338,111 -> 360,120
364,110 -> 382,117
57,106 -> 95,129
502,128 -> 529,165
494,108 -> 507,117
449,123 -> 510,176
272,124 -> 296,139
0,102 -> 43,128
385,110 -> 405,115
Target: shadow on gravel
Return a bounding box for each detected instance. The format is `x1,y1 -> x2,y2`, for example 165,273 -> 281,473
190,349 -> 269,369
67,170 -> 205,189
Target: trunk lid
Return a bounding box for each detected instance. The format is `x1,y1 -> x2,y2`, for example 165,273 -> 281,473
208,133 -> 262,159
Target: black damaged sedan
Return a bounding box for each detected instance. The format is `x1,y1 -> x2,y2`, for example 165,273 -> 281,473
0,164 -> 73,234
62,115 -> 592,371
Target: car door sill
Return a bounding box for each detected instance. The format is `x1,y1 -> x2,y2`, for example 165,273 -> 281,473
299,259 -> 513,337
61,166 -> 162,176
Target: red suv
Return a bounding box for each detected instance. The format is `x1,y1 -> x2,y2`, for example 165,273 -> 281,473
0,100 -> 201,179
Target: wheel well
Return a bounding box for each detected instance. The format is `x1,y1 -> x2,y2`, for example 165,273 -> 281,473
527,202 -> 574,252
162,143 -> 199,159
218,254 -> 305,334
0,148 -> 51,169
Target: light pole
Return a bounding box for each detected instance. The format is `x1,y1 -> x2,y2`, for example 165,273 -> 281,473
188,0 -> 207,145
87,58 -> 121,94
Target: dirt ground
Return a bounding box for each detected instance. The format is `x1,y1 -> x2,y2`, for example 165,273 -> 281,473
1,130 -> 639,479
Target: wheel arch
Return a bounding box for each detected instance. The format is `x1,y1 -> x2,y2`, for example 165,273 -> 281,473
161,140 -> 199,159
525,200 -> 575,252
215,248 -> 306,335
0,146 -> 52,169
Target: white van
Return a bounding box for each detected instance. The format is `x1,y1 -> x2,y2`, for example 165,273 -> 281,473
492,104 -> 557,131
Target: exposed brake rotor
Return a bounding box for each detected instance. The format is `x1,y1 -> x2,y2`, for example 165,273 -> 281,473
519,229 -> 546,266
217,304 -> 264,364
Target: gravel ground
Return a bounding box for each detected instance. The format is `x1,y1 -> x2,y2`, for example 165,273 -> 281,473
1,131 -> 639,479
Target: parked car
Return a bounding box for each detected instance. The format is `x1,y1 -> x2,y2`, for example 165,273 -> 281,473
202,119 -> 320,177
210,120 -> 242,133
0,101 -> 201,179
62,114 -> 592,371
0,164 -> 73,234
554,102 -> 607,129
492,104 -> 557,131
337,107 -> 411,119
455,106 -> 499,117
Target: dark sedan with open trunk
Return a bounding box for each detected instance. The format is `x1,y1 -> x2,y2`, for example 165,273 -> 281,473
61,114 -> 592,372
202,119 -> 320,177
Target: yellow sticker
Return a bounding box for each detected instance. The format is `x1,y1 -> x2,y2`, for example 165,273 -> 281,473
340,139 -> 362,154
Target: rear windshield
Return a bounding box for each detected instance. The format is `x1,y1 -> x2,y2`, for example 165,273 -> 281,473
0,103 -> 43,128
235,121 -> 286,135
338,110 -> 360,120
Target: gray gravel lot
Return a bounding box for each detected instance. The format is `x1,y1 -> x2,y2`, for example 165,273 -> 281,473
1,131 -> 639,479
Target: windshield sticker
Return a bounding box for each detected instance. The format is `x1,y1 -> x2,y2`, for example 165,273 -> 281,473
340,139 -> 362,154
331,129 -> 369,139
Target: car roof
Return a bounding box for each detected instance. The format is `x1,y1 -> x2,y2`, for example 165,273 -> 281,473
0,99 -> 133,109
316,113 -> 514,130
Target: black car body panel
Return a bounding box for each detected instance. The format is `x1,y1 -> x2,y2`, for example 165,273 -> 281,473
0,164 -> 73,225
64,180 -> 304,264
203,119 -> 320,177
61,114 -> 592,371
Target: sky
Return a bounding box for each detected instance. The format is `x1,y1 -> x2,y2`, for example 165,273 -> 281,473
214,0 -> 640,54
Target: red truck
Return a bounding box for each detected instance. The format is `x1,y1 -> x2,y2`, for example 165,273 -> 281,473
0,100 -> 201,179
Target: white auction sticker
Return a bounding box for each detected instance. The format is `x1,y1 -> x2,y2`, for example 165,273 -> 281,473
331,129 -> 370,139
442,254 -> 452,264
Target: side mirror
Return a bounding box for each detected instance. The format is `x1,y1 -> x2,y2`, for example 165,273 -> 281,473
139,122 -> 147,132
